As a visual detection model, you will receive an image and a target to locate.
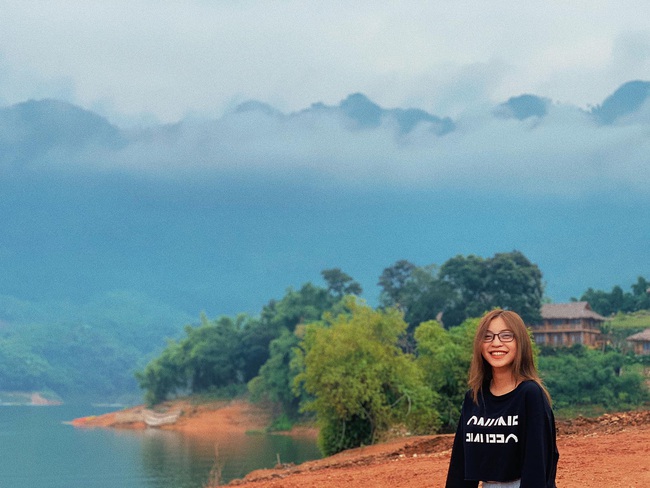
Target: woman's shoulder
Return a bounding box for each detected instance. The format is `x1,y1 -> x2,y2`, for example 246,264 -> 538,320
518,380 -> 553,411
517,379 -> 547,398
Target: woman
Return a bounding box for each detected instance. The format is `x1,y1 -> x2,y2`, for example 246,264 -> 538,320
445,309 -> 559,488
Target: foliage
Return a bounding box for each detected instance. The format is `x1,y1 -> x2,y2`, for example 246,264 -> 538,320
135,339 -> 188,405
259,283 -> 335,334
600,310 -> 650,351
377,251 -> 543,330
0,291 -> 191,402
440,251 -> 544,327
321,268 -> 363,298
248,279 -> 359,415
378,261 -> 452,332
248,328 -> 303,417
414,318 -> 478,430
136,314 -> 256,404
295,299 -> 440,456
577,276 -> 650,316
142,279 -> 352,406
538,346 -> 650,411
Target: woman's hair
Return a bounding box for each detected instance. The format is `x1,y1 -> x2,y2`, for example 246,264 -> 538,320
468,309 -> 551,405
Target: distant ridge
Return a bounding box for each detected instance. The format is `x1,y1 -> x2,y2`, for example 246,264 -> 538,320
591,80 -> 650,124
0,99 -> 125,166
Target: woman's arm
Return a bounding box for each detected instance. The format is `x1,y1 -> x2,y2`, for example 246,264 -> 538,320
520,385 -> 559,487
445,396 -> 479,488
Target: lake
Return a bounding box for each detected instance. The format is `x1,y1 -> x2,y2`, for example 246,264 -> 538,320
0,404 -> 321,488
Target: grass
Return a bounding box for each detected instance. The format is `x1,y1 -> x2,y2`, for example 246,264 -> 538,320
554,402 -> 650,420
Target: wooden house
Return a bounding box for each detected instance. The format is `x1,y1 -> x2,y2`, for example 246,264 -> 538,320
529,302 -> 606,347
626,328 -> 650,355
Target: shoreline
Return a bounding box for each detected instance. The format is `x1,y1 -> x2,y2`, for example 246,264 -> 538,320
70,400 -> 650,487
70,398 -> 319,439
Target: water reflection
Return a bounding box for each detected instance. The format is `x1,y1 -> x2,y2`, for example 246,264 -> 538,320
138,428 -> 321,487
0,405 -> 320,488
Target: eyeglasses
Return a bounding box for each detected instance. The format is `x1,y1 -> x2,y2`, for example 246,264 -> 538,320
483,331 -> 515,343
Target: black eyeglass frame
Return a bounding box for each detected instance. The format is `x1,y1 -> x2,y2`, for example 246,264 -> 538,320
483,331 -> 515,343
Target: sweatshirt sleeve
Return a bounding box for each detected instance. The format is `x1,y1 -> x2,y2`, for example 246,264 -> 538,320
520,385 -> 559,488
445,394 -> 479,488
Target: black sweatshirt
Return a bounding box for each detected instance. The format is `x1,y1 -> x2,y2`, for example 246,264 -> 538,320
445,380 -> 559,488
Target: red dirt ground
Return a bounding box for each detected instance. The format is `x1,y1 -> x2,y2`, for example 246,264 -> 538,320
72,402 -> 650,487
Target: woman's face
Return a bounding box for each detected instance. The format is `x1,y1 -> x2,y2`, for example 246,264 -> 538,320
481,316 -> 518,372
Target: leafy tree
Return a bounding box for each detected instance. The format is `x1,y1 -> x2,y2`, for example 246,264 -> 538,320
135,339 -> 188,405
378,260 -> 417,307
378,261 -> 452,331
236,314 -> 278,383
440,251 -> 543,327
248,328 -> 303,417
248,279 -> 356,415
578,276 -> 650,316
295,299 -> 440,456
136,313 -> 247,404
0,338 -> 54,390
260,283 -> 334,333
321,268 -> 362,298
414,318 -> 478,429
538,346 -> 649,410
183,315 -> 242,391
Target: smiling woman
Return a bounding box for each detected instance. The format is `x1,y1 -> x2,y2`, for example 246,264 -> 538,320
445,309 -> 559,488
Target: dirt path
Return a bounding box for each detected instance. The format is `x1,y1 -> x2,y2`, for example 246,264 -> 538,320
230,426 -> 650,487
72,403 -> 650,487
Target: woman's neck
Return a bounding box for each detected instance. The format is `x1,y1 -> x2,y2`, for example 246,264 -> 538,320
490,368 -> 518,396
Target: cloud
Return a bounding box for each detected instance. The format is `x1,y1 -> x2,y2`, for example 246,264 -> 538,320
3,85 -> 649,198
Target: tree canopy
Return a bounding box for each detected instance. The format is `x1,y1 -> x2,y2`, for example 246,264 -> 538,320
295,299 -> 440,455
378,251 -> 544,329
577,276 -> 650,316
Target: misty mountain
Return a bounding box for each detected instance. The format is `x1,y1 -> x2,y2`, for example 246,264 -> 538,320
496,94 -> 550,120
591,80 -> 650,124
0,99 -> 125,167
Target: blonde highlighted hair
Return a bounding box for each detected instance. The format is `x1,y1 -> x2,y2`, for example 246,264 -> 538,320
468,309 -> 551,405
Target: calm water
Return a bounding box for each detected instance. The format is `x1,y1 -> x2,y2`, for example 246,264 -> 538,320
0,405 -> 321,488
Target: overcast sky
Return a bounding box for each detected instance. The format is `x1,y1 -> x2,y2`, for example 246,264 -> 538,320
2,1 -> 650,125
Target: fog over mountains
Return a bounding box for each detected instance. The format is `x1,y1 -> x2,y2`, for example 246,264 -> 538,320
1,80 -> 649,317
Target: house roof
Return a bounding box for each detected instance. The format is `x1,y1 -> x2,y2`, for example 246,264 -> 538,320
627,328 -> 650,342
540,302 -> 607,321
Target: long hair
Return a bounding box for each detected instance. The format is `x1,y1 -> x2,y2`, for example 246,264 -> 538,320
468,309 -> 551,405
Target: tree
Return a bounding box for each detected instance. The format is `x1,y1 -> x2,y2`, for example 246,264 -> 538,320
378,260 -> 417,307
486,251 -> 543,324
579,276 -> 650,316
321,268 -> 363,298
248,328 -> 303,417
440,251 -> 544,327
135,339 -> 188,405
378,261 -> 452,332
538,346 -> 649,410
414,318 -> 477,429
294,299 -> 440,456
183,315 -> 242,392
136,313 -> 247,404
260,283 -> 334,333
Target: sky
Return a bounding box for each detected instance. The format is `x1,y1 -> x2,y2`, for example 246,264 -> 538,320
2,1 -> 650,125
0,1 -> 649,312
